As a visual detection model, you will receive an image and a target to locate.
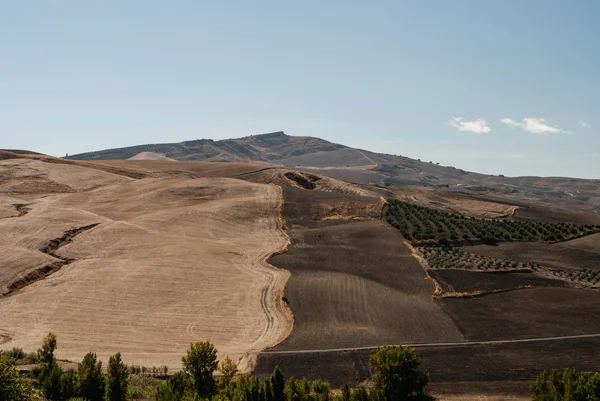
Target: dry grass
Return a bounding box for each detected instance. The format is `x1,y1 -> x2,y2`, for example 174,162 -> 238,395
0,158 -> 292,371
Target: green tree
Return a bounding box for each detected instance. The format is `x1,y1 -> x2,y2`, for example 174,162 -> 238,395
105,353 -> 129,401
41,363 -> 63,401
339,384 -> 351,401
77,352 -> 104,401
0,358 -> 37,401
59,370 -> 79,400
270,366 -> 285,401
368,345 -> 433,401
349,387 -> 370,401
217,355 -> 238,389
530,369 -> 600,400
37,333 -> 62,400
155,371 -> 193,401
37,332 -> 57,366
182,341 -> 219,398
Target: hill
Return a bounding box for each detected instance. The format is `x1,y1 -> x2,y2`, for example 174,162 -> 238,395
2,150 -> 599,400
66,132 -> 600,214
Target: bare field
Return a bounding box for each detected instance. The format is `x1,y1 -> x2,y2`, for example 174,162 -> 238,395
462,240 -> 600,271
0,158 -> 291,371
256,337 -> 600,395
438,287 -> 600,341
92,159 -> 272,178
268,187 -> 462,351
429,270 -> 567,295
384,186 -> 518,219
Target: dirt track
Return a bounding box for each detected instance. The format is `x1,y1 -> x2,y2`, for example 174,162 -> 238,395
0,158 -> 291,370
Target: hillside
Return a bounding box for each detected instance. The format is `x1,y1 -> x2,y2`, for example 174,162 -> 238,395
66,132 -> 600,214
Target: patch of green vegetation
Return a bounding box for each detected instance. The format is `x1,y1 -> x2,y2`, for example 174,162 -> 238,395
417,246 -> 539,272
547,267 -> 600,286
385,199 -> 600,245
2,333 -> 435,401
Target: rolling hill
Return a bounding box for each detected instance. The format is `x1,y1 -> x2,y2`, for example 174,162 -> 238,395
66,131 -> 600,214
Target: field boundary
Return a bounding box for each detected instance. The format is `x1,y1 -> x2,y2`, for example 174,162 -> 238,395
261,333 -> 600,354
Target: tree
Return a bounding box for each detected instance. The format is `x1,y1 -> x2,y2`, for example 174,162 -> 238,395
155,371 -> 193,401
217,355 -> 238,389
182,341 -> 219,398
530,369 -> 600,400
37,332 -> 61,400
368,345 -> 433,401
0,358 -> 37,401
59,370 -> 79,400
339,384 -> 351,401
41,363 -> 62,401
270,366 -> 285,401
38,332 -> 57,366
105,353 -> 129,401
77,352 -> 104,401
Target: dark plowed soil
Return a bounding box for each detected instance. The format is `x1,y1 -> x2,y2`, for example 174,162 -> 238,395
268,187 -> 461,351
513,206 -> 600,225
438,287 -> 600,341
429,269 -> 567,295
462,241 -> 600,270
255,337 -> 600,392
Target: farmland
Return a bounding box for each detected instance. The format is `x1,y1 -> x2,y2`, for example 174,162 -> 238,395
268,187 -> 462,350
0,154 -> 292,371
2,150 -> 600,400
385,198 -> 600,244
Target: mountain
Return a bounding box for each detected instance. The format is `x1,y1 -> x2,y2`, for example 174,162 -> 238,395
66,131 -> 600,213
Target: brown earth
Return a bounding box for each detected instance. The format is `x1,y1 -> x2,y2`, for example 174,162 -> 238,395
429,270 -> 568,296
0,157 -> 292,371
437,287 -> 600,341
462,240 -> 600,271
255,337 -> 600,395
267,186 -> 462,351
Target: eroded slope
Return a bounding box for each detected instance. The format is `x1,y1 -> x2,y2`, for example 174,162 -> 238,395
0,159 -> 291,371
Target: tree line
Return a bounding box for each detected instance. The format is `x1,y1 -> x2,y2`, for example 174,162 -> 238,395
1,333 -> 599,400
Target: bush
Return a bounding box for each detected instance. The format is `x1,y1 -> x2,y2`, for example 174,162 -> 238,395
369,345 -> 434,401
0,358 -> 38,401
530,369 -> 600,400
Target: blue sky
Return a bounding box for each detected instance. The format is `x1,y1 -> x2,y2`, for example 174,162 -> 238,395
1,1 -> 598,178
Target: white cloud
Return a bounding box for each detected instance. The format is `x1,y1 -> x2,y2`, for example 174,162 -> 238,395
448,117 -> 491,134
581,120 -> 590,129
501,117 -> 571,135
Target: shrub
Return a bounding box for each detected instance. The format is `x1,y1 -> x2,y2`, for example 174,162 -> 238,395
530,369 -> 600,400
369,345 -> 434,400
0,358 -> 37,401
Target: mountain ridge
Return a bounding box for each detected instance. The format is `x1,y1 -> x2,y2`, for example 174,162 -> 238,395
64,131 -> 600,213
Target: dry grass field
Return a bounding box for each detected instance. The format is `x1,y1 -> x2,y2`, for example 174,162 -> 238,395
0,154 -> 291,371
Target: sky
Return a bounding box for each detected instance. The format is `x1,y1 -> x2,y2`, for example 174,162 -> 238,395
1,1 -> 598,178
